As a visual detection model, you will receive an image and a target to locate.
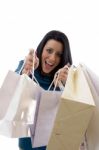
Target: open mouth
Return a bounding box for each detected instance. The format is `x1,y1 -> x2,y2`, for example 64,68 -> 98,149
45,60 -> 54,66
44,60 -> 55,72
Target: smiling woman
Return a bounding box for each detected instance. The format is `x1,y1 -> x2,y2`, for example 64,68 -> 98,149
15,30 -> 73,150
0,0 -> 99,150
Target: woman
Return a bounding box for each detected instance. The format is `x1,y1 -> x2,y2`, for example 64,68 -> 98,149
15,30 -> 72,150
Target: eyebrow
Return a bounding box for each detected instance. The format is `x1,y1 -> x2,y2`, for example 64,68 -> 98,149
45,46 -> 53,49
45,46 -> 63,54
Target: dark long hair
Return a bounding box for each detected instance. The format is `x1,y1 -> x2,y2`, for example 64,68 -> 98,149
36,30 -> 73,77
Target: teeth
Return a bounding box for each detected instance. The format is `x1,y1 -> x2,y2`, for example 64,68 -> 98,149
46,61 -> 53,66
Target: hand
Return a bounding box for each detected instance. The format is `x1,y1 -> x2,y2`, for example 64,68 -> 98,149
22,49 -> 39,75
54,63 -> 70,88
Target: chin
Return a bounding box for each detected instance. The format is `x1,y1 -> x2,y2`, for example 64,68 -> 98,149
41,69 -> 53,75
43,70 -> 51,74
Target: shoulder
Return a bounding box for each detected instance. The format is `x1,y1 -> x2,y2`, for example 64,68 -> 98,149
15,60 -> 24,73
19,60 -> 24,65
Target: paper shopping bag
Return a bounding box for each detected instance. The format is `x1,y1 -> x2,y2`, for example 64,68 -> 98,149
0,70 -> 40,138
47,65 -> 95,150
31,89 -> 62,148
81,65 -> 99,150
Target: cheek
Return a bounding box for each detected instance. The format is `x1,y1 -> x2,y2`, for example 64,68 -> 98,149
41,51 -> 47,60
55,57 -> 61,66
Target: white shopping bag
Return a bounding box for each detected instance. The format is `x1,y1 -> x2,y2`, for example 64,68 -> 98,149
47,65 -> 95,150
31,87 -> 62,148
81,64 -> 99,150
0,70 -> 40,138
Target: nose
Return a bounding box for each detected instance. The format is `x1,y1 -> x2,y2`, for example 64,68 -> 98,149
49,53 -> 56,62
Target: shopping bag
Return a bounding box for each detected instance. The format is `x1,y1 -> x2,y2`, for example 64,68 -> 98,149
81,65 -> 99,150
31,87 -> 62,147
0,70 -> 40,138
47,65 -> 95,150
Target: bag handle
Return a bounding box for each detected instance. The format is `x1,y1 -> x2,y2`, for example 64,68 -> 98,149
18,50 -> 39,85
50,65 -> 76,91
48,71 -> 64,91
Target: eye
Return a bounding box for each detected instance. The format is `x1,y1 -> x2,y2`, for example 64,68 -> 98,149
46,48 -> 53,54
56,52 -> 63,57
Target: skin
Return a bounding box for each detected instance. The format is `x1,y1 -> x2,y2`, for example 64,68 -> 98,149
41,39 -> 63,74
22,49 -> 39,75
22,40 -> 70,87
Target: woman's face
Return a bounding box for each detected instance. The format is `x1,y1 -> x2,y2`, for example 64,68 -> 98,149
41,39 -> 63,74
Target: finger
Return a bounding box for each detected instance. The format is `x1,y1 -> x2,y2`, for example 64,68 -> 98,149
54,72 -> 59,80
24,64 -> 33,71
66,62 -> 71,67
26,55 -> 33,63
53,79 -> 60,87
59,69 -> 68,76
22,68 -> 31,75
63,63 -> 71,70
25,70 -> 29,75
58,73 -> 68,82
22,69 -> 28,74
63,66 -> 69,71
29,49 -> 34,55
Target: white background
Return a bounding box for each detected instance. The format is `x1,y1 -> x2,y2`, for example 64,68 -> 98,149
0,0 -> 99,149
